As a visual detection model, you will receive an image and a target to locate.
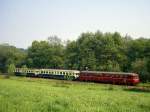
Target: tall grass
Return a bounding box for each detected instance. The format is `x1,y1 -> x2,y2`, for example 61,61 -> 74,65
0,76 -> 150,112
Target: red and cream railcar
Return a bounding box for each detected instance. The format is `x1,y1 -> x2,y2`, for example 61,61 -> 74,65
79,71 -> 140,85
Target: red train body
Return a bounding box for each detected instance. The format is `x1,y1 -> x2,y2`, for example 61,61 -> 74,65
79,71 -> 140,85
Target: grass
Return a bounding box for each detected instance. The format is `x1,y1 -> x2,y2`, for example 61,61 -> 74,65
0,75 -> 150,112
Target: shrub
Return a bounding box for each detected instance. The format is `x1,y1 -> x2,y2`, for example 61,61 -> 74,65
7,63 -> 16,77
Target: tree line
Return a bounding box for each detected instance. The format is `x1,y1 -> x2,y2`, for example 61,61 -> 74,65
0,31 -> 150,82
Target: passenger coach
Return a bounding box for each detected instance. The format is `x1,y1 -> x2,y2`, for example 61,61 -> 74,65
15,68 -> 80,80
79,71 -> 140,85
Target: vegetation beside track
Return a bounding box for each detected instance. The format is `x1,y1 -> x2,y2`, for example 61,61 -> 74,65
0,75 -> 150,112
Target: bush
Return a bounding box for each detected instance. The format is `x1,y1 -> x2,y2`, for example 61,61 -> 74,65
7,63 -> 16,77
21,65 -> 28,76
131,59 -> 150,82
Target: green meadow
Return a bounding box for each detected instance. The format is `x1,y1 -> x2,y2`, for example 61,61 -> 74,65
0,76 -> 150,112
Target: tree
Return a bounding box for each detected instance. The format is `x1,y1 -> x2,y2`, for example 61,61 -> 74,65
0,44 -> 26,73
131,59 -> 150,82
64,41 -> 79,69
47,35 -> 62,45
21,65 -> 28,76
27,37 -> 64,69
7,63 -> 16,76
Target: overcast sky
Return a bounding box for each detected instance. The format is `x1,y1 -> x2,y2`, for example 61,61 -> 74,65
0,0 -> 150,48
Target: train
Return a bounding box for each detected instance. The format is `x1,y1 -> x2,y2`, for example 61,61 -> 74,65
14,68 -> 140,85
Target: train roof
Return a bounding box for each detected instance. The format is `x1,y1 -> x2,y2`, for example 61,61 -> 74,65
16,68 -> 80,73
81,71 -> 138,76
41,69 -> 80,73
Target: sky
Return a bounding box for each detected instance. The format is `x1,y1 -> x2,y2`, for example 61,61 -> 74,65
0,0 -> 150,48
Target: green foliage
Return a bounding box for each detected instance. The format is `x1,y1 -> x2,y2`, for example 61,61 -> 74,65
21,65 -> 28,76
0,77 -> 150,112
0,44 -> 26,73
7,63 -> 16,76
131,59 -> 150,82
64,41 -> 79,69
27,38 -> 64,68
65,31 -> 127,71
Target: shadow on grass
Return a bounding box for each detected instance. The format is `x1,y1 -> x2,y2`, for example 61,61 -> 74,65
123,86 -> 150,93
101,84 -> 115,91
138,104 -> 150,111
52,81 -> 70,88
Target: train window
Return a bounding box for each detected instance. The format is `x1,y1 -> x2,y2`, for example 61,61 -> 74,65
124,75 -> 127,78
134,76 -> 138,79
127,76 -> 132,78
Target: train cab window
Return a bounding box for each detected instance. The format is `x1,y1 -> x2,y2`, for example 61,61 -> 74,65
127,75 -> 132,78
124,75 -> 128,78
133,76 -> 138,79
